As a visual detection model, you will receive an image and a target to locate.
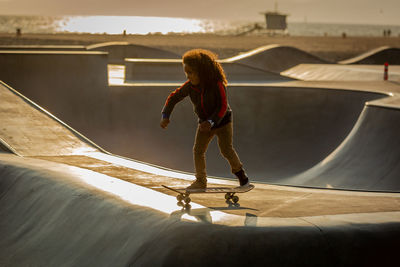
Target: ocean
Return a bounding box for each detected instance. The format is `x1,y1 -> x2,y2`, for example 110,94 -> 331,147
0,15 -> 399,37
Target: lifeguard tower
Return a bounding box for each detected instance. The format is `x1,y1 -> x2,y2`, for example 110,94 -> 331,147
263,12 -> 287,31
261,2 -> 288,35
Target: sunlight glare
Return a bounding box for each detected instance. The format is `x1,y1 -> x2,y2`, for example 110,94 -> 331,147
61,16 -> 205,34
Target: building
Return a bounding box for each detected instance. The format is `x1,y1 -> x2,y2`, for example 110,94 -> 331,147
262,11 -> 288,30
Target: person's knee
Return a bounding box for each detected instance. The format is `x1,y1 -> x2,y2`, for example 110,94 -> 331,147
193,146 -> 207,156
220,146 -> 235,158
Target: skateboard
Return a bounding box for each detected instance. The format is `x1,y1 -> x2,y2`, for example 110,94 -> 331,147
162,184 -> 254,205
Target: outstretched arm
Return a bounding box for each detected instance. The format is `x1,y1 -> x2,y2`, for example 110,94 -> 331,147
160,81 -> 190,129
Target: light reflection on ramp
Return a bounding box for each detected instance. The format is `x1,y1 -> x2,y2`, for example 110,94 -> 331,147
66,159 -> 240,224
86,151 -> 235,186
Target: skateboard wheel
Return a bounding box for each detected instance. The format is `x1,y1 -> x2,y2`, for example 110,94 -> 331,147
225,193 -> 231,200
232,196 -> 239,203
177,194 -> 184,202
184,196 -> 191,204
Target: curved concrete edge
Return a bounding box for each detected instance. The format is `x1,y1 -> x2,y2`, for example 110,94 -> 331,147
0,45 -> 87,51
0,137 -> 19,156
86,41 -> 130,50
221,44 -> 327,63
222,44 -> 329,74
281,104 -> 400,191
339,46 -> 389,64
222,44 -> 281,62
274,80 -> 400,111
339,46 -> 400,65
1,154 -> 400,266
0,50 -> 108,55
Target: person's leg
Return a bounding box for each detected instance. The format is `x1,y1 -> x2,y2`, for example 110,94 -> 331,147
216,122 -> 249,186
215,122 -> 243,173
189,125 -> 214,189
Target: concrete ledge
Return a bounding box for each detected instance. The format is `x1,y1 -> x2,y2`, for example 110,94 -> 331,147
0,45 -> 87,51
0,50 -> 106,55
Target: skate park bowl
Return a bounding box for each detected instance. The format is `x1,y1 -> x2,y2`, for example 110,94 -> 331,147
104,83 -> 390,188
1,43 -> 400,266
1,78 -> 400,266
0,46 -> 400,191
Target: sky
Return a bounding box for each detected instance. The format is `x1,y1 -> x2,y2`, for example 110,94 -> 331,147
0,0 -> 399,25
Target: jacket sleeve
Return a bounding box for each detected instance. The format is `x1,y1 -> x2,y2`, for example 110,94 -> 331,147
161,81 -> 190,118
208,82 -> 228,125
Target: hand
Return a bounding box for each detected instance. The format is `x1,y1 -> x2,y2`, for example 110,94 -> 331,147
199,121 -> 212,132
160,118 -> 170,129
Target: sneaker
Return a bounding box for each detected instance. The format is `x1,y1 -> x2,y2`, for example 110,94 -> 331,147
234,169 -> 250,187
186,179 -> 207,190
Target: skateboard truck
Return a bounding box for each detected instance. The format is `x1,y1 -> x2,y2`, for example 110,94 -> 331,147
163,184 -> 254,206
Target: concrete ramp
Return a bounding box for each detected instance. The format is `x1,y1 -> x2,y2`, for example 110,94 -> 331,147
224,44 -> 329,74
1,155 -> 400,267
124,58 -> 291,83
0,81 -> 99,156
0,155 -> 177,266
0,50 -> 110,147
87,42 -> 180,64
281,104 -> 400,192
339,46 -> 400,65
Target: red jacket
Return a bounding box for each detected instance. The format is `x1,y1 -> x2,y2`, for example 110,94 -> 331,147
162,80 -> 232,128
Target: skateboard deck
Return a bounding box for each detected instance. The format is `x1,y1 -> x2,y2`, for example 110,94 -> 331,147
162,184 -> 254,205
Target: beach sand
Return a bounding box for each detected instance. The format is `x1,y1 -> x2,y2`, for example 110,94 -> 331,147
1,32 -> 400,62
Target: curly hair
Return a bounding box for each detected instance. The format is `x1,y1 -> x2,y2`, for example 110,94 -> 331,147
182,49 -> 227,88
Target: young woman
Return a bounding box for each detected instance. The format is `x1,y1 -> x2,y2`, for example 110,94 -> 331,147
160,49 -> 250,189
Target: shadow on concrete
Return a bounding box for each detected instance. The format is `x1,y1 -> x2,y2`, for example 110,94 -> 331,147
170,206 -> 258,226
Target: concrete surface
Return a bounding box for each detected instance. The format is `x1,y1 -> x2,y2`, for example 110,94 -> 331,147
123,44 -> 330,83
105,83 -> 385,183
124,58 -> 292,83
0,44 -> 86,51
0,81 -> 100,156
2,43 -> 400,266
224,44 -> 329,73
86,41 -> 180,64
282,104 -> 400,191
339,46 -> 400,65
282,64 -> 400,82
0,50 -> 111,147
1,154 -> 399,267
